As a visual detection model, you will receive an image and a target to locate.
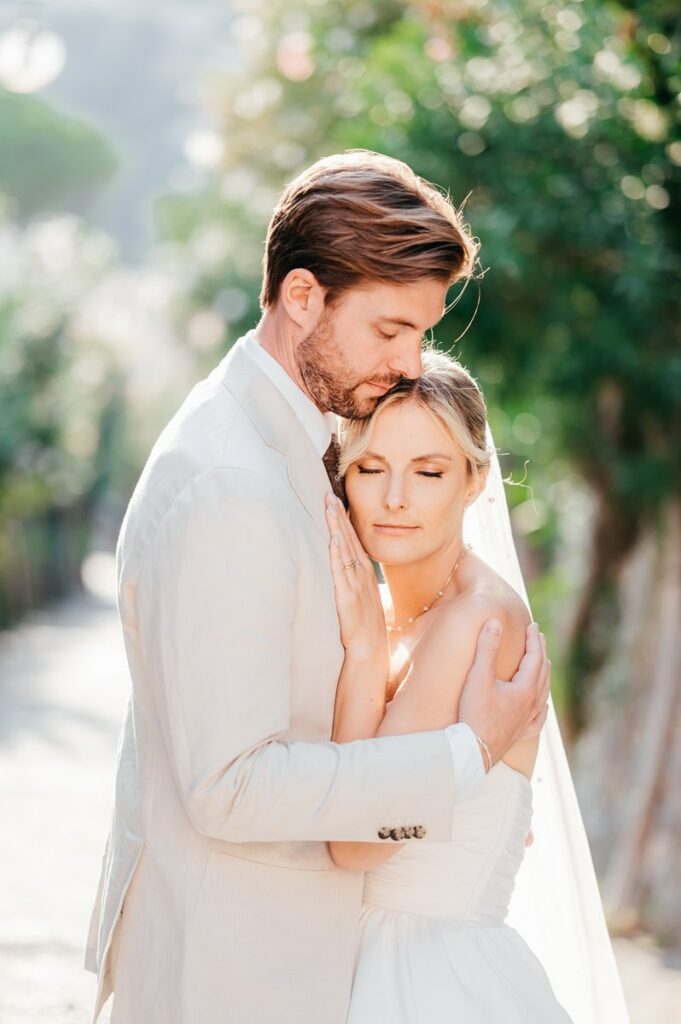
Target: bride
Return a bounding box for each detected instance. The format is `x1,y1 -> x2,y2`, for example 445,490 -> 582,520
323,348 -> 622,1022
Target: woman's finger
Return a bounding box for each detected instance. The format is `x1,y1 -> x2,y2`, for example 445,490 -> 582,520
334,500 -> 361,563
331,503 -> 365,580
326,504 -> 358,587
325,505 -> 351,584
336,500 -> 373,572
325,509 -> 345,583
340,503 -> 372,569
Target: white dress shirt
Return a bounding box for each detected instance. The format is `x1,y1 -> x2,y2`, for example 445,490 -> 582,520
243,331 -> 337,456
241,332 -> 486,817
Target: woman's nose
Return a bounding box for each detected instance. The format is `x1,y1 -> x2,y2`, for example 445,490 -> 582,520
383,478 -> 407,511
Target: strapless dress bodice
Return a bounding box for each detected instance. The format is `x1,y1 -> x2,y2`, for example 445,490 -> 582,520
362,760 -> 532,922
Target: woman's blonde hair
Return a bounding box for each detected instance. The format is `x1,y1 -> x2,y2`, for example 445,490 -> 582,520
339,348 -> 491,480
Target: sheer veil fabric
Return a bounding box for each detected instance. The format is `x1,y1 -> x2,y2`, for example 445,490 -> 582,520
462,428 -> 630,1024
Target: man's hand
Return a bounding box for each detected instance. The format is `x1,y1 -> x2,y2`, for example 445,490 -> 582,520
458,620 -> 550,767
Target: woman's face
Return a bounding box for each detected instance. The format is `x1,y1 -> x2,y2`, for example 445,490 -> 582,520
345,399 -> 485,566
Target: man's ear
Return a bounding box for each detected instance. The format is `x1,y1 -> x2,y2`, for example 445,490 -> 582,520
278,268 -> 326,330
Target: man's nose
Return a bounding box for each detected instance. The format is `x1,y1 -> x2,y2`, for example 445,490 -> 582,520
387,339 -> 423,381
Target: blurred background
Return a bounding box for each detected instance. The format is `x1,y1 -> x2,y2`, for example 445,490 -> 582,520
0,0 -> 679,1021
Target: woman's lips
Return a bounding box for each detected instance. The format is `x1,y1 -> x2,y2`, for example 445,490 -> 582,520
372,524 -> 419,535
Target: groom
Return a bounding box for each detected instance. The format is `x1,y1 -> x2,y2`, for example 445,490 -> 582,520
85,151 -> 549,1023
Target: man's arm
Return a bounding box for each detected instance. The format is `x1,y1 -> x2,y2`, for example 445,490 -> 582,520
134,466 -> 461,844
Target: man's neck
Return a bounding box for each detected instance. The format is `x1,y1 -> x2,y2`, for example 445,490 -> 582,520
253,311 -> 317,407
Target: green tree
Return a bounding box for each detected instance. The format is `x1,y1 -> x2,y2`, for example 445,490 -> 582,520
0,82 -> 125,624
0,87 -> 117,218
157,0 -> 680,740
0,215 -> 124,625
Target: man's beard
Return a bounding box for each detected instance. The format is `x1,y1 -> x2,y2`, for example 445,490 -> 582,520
296,315 -> 402,420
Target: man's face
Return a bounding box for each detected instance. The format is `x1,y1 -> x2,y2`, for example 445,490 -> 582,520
295,278 -> 449,419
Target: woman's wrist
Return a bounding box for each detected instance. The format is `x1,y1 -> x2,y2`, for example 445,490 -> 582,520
342,643 -> 389,681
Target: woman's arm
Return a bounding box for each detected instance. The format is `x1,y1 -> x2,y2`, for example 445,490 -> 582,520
324,497 -> 525,871
328,599 -> 503,870
324,495 -> 390,746
330,648 -> 386,743
323,496 -> 395,869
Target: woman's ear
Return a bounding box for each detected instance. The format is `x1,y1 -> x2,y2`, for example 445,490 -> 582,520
464,463 -> 490,508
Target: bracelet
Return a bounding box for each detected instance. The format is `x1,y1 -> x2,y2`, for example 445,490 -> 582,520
473,733 -> 493,774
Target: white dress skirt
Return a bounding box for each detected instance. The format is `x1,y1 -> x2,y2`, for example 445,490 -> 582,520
346,761 -> 573,1023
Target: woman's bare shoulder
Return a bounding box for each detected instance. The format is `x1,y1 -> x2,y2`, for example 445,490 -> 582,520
463,555 -> 530,618
431,573 -> 530,677
437,576 -> 529,632
386,575 -> 537,773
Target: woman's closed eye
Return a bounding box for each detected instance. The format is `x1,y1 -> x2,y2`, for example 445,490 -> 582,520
356,466 -> 444,479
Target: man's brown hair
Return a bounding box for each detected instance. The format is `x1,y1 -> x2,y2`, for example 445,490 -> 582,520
260,150 -> 479,309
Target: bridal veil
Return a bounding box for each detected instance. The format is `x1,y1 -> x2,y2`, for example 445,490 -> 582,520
462,428 -> 630,1024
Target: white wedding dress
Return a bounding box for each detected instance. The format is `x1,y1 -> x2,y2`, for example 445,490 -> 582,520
347,758 -> 572,1023
345,430 -> 628,1023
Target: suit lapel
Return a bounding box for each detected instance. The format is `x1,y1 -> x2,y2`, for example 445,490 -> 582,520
220,342 -> 331,540
285,428 -> 332,540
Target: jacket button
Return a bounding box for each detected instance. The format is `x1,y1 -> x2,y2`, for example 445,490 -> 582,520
377,826 -> 391,839
413,825 -> 426,838
390,827 -> 406,841
403,826 -> 416,838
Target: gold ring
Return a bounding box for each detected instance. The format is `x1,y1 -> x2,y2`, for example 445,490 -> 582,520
343,561 -> 355,569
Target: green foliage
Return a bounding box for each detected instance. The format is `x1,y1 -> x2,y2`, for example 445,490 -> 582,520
155,0 -> 680,729
158,0 -> 680,506
0,88 -> 117,218
0,216 -> 125,625
0,87 -> 125,624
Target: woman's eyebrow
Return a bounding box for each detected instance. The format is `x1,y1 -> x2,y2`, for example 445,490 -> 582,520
361,452 -> 453,462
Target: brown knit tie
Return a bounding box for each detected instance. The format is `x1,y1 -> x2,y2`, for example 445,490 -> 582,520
322,433 -> 346,505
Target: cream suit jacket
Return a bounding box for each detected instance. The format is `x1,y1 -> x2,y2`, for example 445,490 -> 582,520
85,336 -> 481,1024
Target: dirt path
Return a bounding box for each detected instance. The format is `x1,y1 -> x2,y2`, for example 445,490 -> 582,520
0,578 -> 678,1023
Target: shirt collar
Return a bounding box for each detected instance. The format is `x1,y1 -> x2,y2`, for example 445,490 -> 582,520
241,330 -> 337,457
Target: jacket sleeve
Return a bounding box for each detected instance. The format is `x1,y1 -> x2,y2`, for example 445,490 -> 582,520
134,465 -> 467,844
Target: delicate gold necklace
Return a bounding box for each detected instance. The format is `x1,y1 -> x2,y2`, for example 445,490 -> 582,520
386,544 -> 472,634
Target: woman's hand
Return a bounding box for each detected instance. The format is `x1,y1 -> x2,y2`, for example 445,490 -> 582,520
325,494 -> 389,671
